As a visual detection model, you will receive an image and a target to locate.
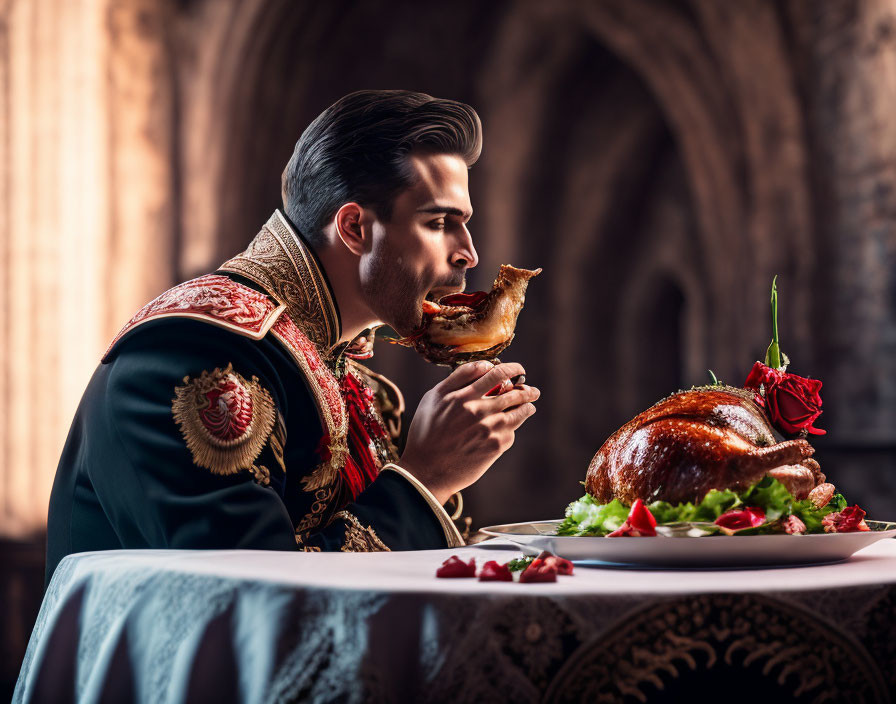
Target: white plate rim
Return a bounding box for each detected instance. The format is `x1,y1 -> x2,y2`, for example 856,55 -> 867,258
479,519 -> 896,567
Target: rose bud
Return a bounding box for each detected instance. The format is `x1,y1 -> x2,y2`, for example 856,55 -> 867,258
744,361 -> 825,436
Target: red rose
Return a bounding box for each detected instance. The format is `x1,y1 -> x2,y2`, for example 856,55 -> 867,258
744,361 -> 826,435
744,361 -> 780,391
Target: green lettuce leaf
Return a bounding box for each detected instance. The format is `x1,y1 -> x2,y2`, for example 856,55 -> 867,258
739,476 -> 793,520
506,556 -> 535,572
790,493 -> 845,533
646,490 -> 740,524
557,495 -> 630,536
560,478 -> 851,536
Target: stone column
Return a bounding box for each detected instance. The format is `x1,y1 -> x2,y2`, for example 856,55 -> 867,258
800,0 -> 896,442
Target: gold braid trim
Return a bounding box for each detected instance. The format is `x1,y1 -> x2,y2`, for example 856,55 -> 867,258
269,413 -> 287,475
381,464 -> 465,547
101,275 -> 285,363
336,511 -> 390,552
268,315 -> 348,495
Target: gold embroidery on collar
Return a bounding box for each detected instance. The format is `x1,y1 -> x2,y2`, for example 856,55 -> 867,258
219,210 -> 341,354
336,511 -> 390,552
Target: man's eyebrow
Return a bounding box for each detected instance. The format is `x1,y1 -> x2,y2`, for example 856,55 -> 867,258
417,205 -> 473,220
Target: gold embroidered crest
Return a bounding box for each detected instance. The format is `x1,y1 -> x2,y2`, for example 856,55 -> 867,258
172,363 -> 276,476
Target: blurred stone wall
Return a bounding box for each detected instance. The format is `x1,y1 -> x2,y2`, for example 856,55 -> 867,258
3,1 -> 896,690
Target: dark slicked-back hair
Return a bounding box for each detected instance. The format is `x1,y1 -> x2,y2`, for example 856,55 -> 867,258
281,90 -> 482,246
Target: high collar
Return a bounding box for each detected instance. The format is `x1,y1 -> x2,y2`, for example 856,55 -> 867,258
219,210 -> 344,357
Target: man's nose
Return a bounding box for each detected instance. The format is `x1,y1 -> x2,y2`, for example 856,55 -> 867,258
450,226 -> 479,270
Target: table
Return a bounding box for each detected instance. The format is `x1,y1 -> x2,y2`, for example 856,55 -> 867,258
14,540 -> 896,703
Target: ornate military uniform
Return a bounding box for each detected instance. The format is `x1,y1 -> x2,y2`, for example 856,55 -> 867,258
46,211 -> 463,584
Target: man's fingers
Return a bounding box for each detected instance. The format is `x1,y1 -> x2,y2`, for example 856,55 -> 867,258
469,363 -> 526,397
438,361 -> 495,393
503,402 -> 537,428
487,385 -> 540,411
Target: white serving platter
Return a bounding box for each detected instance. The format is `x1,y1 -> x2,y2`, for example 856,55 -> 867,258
480,519 -> 896,567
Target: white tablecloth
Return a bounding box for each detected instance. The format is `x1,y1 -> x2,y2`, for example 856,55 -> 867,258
15,540 -> 896,703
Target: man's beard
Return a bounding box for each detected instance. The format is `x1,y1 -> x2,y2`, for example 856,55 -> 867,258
362,241 -> 466,337
361,244 -> 427,337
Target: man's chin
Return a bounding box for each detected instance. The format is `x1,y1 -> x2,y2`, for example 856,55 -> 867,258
392,320 -> 423,338
380,308 -> 424,339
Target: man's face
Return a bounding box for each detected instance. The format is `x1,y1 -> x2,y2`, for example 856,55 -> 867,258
360,152 -> 479,337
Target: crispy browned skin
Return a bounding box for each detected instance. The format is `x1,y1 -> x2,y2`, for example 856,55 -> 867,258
394,264 -> 541,366
584,386 -> 820,505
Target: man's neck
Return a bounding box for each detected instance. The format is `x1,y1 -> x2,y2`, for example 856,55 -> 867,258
313,243 -> 381,344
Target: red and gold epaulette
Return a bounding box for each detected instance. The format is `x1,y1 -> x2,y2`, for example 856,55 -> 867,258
102,274 -> 286,362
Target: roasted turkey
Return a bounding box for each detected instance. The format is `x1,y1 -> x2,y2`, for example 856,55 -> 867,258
393,264 -> 541,366
585,385 -> 833,507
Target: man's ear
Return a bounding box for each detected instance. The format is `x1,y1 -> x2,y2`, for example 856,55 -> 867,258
334,202 -> 367,256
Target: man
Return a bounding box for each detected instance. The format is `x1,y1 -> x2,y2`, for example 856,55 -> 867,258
45,90 -> 540,583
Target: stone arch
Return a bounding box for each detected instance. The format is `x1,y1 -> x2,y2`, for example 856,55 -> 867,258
477,0 -> 813,377
474,5 -> 708,494
614,150 -> 711,416
620,270 -> 689,414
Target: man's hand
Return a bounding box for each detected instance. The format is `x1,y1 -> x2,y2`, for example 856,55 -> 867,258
398,361 -> 540,504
